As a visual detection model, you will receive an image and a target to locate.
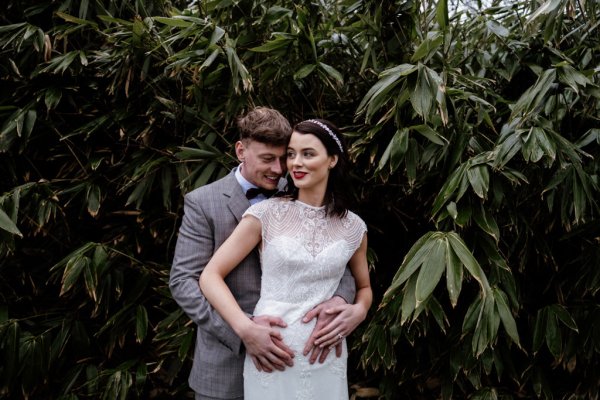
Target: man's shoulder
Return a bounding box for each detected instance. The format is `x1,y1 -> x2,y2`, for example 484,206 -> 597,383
185,172 -> 235,199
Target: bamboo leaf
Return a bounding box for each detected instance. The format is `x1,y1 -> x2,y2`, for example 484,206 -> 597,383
467,164 -> 489,199
377,128 -> 408,173
428,297 -> 448,333
357,70 -> 401,115
436,0 -> 448,30
462,296 -> 482,333
473,203 -> 500,242
550,304 -> 578,333
415,239 -> 446,305
527,0 -> 563,24
532,308 -> 547,353
294,64 -> 316,80
44,88 -> 62,111
575,128 -> 600,148
572,175 -> 584,223
447,232 -> 491,292
432,164 -> 468,216
209,26 -> 225,46
410,63 -> 434,118
400,274 -> 418,325
319,62 -> 344,85
199,48 -> 220,71
511,69 -> 556,119
383,232 -> 436,300
84,262 -> 98,303
0,207 -> 22,236
486,20 -> 509,37
3,321 -> 19,381
357,64 -> 417,118
445,242 -> 463,308
412,124 -> 447,146
250,35 -> 294,52
193,162 -> 219,189
411,32 -> 443,62
153,16 -> 193,27
55,12 -> 99,28
135,305 -> 148,344
545,312 -> 562,358
533,127 -> 556,161
558,64 -> 590,93
86,184 -> 101,217
22,109 -> 36,141
493,288 -> 520,346
493,131 -> 522,168
175,147 -> 219,160
60,257 -> 88,296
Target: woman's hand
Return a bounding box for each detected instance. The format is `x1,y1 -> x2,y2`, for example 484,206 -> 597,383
311,303 -> 367,349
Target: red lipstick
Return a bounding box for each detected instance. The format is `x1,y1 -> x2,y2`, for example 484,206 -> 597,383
293,171 -> 307,179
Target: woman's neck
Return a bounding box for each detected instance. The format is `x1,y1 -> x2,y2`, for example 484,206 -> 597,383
297,188 -> 326,207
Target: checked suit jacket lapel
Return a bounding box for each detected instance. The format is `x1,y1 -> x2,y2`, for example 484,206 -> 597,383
223,172 -> 251,223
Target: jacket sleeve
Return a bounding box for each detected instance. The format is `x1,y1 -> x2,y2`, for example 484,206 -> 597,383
332,265 -> 356,304
169,192 -> 243,353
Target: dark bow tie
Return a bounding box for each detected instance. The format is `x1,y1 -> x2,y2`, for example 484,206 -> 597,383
245,187 -> 278,200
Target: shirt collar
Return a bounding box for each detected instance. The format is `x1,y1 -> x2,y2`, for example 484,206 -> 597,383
235,164 -> 268,204
235,163 -> 257,193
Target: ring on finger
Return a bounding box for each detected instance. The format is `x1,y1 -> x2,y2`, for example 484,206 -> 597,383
337,333 -> 344,341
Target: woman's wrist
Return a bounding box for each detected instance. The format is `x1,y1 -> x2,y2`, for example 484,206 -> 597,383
233,316 -> 255,340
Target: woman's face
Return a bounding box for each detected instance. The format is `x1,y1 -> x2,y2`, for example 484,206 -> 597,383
286,131 -> 338,192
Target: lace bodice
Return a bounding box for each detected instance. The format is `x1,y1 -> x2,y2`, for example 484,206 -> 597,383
242,198 -> 367,400
243,198 -> 366,323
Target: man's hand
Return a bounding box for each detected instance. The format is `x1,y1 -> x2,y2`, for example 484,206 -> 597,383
301,296 -> 347,364
242,315 -> 294,373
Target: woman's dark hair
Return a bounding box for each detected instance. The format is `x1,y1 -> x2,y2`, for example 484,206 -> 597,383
285,119 -> 353,218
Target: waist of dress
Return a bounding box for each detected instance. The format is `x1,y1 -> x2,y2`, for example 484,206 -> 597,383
252,298 -> 318,325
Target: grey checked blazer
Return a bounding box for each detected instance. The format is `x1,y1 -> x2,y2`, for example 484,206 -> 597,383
169,170 -> 356,399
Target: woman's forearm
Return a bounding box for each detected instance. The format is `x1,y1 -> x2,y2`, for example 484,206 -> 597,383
354,286 -> 372,321
197,215 -> 263,337
199,270 -> 253,336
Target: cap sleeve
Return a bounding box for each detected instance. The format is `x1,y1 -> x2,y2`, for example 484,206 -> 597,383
242,198 -> 271,222
344,212 -> 368,254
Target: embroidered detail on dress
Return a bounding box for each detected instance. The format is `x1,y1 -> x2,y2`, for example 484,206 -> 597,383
242,198 -> 365,400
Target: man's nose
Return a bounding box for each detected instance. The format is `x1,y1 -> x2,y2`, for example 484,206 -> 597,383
271,159 -> 283,174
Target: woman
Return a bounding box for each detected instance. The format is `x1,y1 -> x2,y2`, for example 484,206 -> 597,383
200,119 -> 371,399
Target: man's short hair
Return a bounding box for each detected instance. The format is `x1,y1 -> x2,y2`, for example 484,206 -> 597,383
236,107 -> 291,146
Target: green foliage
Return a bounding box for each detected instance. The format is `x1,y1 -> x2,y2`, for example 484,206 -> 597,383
1,0 -> 599,399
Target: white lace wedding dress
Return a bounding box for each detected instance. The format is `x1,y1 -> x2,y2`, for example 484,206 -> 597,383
242,198 -> 367,400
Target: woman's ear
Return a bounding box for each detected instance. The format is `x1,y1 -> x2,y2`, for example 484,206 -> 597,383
329,155 -> 339,169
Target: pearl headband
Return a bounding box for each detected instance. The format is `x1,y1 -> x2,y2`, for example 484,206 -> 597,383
305,119 -> 344,153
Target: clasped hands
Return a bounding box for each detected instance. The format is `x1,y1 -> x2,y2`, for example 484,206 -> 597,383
241,296 -> 367,372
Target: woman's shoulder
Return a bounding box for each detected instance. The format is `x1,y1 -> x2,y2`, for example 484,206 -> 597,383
341,210 -> 367,232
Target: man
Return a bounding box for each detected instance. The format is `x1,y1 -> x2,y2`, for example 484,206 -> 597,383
169,107 -> 356,400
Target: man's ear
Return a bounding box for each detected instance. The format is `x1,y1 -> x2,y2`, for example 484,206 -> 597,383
235,141 -> 245,162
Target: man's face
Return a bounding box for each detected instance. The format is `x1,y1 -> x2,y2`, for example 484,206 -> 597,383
235,140 -> 287,190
